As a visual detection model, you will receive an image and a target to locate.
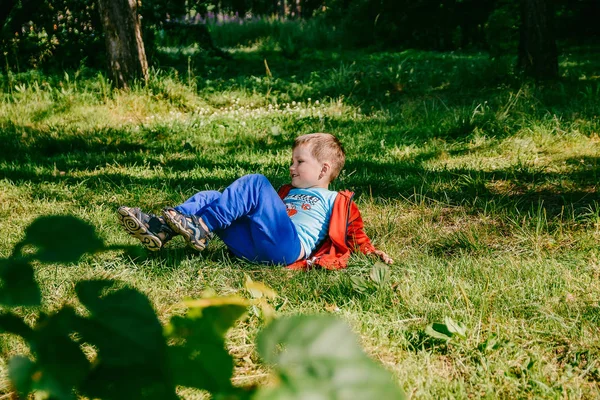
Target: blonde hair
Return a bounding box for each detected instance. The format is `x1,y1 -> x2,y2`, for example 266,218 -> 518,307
293,133 -> 346,182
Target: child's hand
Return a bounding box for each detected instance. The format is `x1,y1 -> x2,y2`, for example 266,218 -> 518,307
372,249 -> 394,264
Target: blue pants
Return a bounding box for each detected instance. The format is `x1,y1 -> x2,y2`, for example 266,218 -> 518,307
174,174 -> 302,265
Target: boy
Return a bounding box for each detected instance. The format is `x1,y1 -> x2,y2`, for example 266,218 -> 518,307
117,133 -> 393,269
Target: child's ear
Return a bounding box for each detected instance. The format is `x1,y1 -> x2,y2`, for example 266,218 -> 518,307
319,162 -> 331,179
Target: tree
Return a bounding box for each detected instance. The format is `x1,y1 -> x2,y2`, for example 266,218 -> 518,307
97,0 -> 148,89
517,0 -> 558,79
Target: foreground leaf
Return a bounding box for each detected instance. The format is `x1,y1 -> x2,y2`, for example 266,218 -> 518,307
167,299 -> 248,393
183,297 -> 249,336
0,312 -> 34,339
255,315 -> 404,400
32,335 -> 90,399
8,356 -> 35,396
243,277 -> 277,321
7,308 -> 90,400
12,215 -> 104,263
244,275 -> 277,299
0,259 -> 41,306
75,280 -> 175,399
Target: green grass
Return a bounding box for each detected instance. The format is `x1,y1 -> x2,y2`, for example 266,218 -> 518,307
0,40 -> 599,399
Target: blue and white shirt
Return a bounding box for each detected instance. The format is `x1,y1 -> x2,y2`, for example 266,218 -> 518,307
283,188 -> 338,257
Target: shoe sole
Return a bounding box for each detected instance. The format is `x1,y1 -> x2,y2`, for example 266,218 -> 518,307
162,209 -> 207,251
117,207 -> 162,252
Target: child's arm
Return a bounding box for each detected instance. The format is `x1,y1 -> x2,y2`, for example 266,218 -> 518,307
347,202 -> 394,264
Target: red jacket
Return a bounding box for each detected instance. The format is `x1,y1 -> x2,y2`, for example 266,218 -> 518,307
277,185 -> 376,270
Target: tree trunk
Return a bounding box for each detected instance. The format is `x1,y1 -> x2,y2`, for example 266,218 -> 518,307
97,0 -> 148,89
517,0 -> 558,79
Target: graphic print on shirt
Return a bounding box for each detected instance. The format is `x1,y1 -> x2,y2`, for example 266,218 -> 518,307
285,193 -> 319,219
286,203 -> 298,217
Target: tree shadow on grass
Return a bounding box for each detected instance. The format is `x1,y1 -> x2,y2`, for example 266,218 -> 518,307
0,124 -> 149,164
0,120 -> 297,167
153,44 -> 600,117
1,119 -> 598,210
2,55 -> 599,220
2,132 -> 598,221
342,156 -> 599,217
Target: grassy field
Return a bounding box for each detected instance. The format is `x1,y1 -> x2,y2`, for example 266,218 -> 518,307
1,37 -> 599,398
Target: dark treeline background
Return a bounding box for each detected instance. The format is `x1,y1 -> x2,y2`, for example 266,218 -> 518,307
1,0 -> 599,75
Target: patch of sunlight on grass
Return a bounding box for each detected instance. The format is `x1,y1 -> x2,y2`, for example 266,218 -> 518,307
421,128 -> 599,176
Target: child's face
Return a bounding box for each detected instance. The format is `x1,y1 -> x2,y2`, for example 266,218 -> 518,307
290,144 -> 330,189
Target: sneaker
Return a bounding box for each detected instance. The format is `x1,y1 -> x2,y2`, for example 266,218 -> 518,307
161,208 -> 212,251
117,206 -> 176,251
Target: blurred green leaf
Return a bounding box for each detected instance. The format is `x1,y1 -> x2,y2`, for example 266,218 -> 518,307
82,365 -> 176,400
369,262 -> 390,287
74,280 -> 176,400
183,297 -> 249,336
167,299 -> 247,393
255,315 -> 405,400
7,308 -> 90,400
8,356 -> 35,396
168,335 -> 233,392
13,215 -> 104,263
257,315 -> 364,365
0,259 -> 41,306
244,274 -> 277,299
256,360 -> 403,400
32,335 -> 89,399
75,280 -> 166,364
33,307 -> 79,338
0,312 -> 33,339
242,276 -> 277,321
